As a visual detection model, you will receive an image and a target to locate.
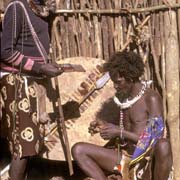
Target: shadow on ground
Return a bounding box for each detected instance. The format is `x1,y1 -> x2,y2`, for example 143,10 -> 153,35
0,138 -> 87,180
27,157 -> 87,180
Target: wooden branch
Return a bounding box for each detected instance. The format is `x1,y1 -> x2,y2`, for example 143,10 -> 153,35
50,45 -> 74,176
104,1 -> 115,56
55,3 -> 180,15
149,33 -> 164,89
114,0 -> 123,51
1,4 -> 180,23
178,6 -> 180,49
93,1 -> 103,58
79,0 -> 87,57
52,17 -> 62,59
99,0 -> 109,59
159,11 -> 167,122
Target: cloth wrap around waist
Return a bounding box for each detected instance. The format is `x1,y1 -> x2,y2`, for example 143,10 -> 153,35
117,116 -> 164,180
0,73 -> 51,158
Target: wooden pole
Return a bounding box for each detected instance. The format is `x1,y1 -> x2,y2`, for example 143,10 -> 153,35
164,6 -> 180,180
55,3 -> 180,14
50,45 -> 74,175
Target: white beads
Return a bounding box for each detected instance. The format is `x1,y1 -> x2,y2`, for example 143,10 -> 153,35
114,80 -> 152,109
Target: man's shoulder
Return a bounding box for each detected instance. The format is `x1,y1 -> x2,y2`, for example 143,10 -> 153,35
140,88 -> 163,115
144,88 -> 162,107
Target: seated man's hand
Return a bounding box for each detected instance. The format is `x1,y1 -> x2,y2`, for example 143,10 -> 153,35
88,120 -> 107,135
99,123 -> 120,140
39,63 -> 63,77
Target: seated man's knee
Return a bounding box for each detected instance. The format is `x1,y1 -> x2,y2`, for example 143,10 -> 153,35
154,139 -> 172,165
155,139 -> 172,155
154,139 -> 173,177
71,142 -> 87,159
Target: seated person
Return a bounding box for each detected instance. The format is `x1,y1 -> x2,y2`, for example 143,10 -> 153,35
71,51 -> 172,180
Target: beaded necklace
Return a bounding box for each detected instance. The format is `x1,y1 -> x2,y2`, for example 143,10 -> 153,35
114,80 -> 152,141
115,80 -> 152,139
113,80 -> 152,175
114,80 -> 152,110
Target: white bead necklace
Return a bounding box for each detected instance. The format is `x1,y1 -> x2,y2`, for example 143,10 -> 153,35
114,80 -> 152,110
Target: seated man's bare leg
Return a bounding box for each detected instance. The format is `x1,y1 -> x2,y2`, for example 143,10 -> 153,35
72,142 -> 121,180
9,155 -> 28,180
153,138 -> 172,180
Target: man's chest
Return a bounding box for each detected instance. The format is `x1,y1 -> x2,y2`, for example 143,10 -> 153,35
122,100 -> 148,129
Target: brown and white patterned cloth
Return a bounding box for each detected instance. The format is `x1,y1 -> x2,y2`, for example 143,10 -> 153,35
0,73 -> 48,158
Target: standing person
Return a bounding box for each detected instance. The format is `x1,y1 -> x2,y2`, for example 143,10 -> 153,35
0,0 -> 62,179
72,51 -> 173,180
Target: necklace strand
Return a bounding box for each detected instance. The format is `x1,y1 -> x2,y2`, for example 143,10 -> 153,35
114,80 -> 152,148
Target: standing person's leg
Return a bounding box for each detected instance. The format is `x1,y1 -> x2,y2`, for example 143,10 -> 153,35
9,156 -> 28,180
72,142 -> 121,180
0,75 -> 46,180
153,138 -> 172,180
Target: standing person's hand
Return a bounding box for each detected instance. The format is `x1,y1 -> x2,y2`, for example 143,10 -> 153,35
39,63 -> 63,77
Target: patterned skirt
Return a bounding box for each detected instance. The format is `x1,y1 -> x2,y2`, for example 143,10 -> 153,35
0,73 -> 47,158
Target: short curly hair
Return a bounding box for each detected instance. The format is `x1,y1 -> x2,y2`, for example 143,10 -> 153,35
103,51 -> 145,82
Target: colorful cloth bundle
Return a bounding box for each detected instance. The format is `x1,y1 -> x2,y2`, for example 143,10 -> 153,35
130,116 -> 164,165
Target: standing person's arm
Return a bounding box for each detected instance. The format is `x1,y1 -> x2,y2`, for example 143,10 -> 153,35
1,3 -> 42,73
1,2 -> 62,77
